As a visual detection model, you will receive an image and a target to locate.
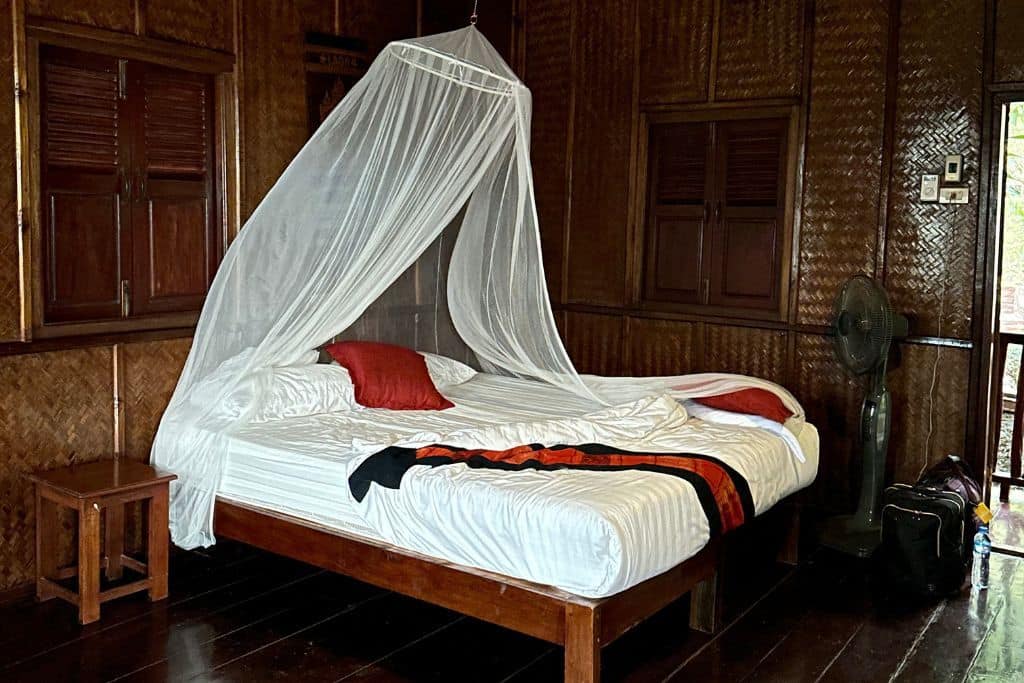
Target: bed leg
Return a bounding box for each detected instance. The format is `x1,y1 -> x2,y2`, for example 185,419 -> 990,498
565,603 -> 600,683
777,503 -> 801,566
689,568 -> 723,634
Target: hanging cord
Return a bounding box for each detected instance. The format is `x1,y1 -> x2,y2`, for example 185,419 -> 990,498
470,0 -> 479,25
920,219 -> 957,478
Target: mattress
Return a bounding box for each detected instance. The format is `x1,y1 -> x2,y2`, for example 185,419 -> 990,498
218,373 -> 819,598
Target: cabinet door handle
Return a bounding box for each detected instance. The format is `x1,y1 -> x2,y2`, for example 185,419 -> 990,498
121,279 -> 130,318
714,201 -> 722,222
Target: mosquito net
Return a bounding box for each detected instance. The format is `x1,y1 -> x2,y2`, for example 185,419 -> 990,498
151,26 -> 602,549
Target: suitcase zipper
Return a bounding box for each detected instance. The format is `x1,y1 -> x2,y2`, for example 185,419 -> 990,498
887,484 -> 965,515
882,504 -> 942,557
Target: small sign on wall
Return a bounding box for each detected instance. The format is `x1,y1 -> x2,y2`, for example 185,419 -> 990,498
920,174 -> 939,202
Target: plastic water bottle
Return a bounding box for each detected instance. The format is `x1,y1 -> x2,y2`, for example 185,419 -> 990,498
972,524 -> 991,590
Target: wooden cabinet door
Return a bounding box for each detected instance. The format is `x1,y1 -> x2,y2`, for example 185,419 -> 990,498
40,47 -> 130,323
129,63 -> 218,316
708,118 -> 787,311
643,122 -> 713,305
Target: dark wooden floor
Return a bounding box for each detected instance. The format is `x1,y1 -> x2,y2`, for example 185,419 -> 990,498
1,541 -> 1021,682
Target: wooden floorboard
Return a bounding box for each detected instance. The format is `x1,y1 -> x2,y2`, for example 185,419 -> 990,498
195,593 -> 462,682
886,554 -> 1019,683
0,543 -> 1021,682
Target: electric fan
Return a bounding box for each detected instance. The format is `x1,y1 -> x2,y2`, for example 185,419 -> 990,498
820,274 -> 909,558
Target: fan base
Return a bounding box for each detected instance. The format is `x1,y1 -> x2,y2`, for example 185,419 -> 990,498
819,514 -> 881,558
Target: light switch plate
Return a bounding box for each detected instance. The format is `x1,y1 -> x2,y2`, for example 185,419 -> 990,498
938,186 -> 969,204
920,174 -> 940,202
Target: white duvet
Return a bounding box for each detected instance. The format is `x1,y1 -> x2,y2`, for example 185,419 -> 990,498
218,372 -> 818,599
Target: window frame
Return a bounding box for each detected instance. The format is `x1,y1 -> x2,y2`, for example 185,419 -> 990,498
14,18 -> 237,341
634,105 -> 800,323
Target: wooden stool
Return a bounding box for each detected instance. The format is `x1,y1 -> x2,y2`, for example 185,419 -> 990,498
27,460 -> 177,624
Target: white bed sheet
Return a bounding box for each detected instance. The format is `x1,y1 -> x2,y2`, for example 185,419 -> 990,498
218,373 -> 818,598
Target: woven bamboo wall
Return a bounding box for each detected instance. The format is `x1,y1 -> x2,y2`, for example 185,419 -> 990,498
994,0 -> 1024,84
524,0 -> 1014,512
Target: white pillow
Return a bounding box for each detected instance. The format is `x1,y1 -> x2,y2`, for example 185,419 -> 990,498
420,352 -> 477,388
250,364 -> 359,422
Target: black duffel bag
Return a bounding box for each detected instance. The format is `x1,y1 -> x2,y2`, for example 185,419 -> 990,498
880,456 -> 982,599
881,482 -> 969,599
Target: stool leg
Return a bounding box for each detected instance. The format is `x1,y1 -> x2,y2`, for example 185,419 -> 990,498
34,487 -> 57,601
105,504 -> 124,581
78,502 -> 101,624
147,488 -> 169,602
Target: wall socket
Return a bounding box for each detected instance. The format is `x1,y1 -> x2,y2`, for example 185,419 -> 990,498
938,186 -> 969,204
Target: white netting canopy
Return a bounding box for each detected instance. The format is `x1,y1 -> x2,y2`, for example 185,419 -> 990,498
152,26 -> 604,548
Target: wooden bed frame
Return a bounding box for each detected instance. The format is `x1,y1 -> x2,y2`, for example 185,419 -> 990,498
213,498 -> 798,682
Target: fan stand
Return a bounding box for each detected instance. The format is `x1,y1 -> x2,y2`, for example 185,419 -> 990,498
820,367 -> 891,558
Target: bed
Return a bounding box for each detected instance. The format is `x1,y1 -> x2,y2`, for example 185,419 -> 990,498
208,369 -> 818,681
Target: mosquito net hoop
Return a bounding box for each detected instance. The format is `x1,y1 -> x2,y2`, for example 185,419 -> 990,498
152,27 -> 600,549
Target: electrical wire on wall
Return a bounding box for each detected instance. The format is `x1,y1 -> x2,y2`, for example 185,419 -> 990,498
921,209 -> 959,476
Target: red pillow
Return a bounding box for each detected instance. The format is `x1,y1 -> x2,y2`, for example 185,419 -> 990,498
694,388 -> 792,424
324,341 -> 454,410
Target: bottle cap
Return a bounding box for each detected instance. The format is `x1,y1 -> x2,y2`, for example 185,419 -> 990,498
976,502 -> 994,525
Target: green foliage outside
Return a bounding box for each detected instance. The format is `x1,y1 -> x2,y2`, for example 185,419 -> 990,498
1003,102 -> 1024,323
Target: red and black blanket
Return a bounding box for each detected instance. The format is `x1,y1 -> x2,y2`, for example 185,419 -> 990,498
348,442 -> 755,536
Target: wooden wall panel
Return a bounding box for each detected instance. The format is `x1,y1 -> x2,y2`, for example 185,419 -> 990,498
565,311 -> 625,376
565,0 -> 635,306
524,0 -> 572,302
994,0 -> 1024,84
715,0 -> 804,101
887,345 -> 971,484
796,0 -> 889,325
792,334 -> 863,509
0,6 -> 19,342
703,325 -> 787,384
144,0 -> 235,52
237,0 -> 321,219
26,0 -> 135,32
0,347 -> 114,591
883,0 -> 983,340
628,318 -> 698,376
121,338 -> 191,458
638,0 -> 712,104
421,0 -> 515,63
336,0 -> 418,56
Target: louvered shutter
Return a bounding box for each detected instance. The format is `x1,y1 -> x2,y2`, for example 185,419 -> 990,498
643,121 -> 712,305
130,62 -> 218,315
708,118 -> 788,311
40,46 -> 129,322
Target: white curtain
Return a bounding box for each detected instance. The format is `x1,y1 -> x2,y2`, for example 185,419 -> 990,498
152,27 -> 600,549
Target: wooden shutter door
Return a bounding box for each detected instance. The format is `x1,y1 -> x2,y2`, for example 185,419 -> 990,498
40,46 -> 129,323
643,122 -> 712,305
708,118 -> 788,311
130,62 -> 217,316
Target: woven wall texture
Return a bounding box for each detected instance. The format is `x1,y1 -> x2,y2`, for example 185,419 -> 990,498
639,0 -> 712,104
628,318 -> 699,377
883,0 -> 984,341
715,0 -> 804,100
795,0 -> 889,326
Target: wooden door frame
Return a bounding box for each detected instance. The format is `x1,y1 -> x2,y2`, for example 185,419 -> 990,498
972,87 -> 1024,503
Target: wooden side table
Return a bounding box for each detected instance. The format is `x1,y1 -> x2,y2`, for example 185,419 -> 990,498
27,459 -> 177,624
